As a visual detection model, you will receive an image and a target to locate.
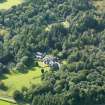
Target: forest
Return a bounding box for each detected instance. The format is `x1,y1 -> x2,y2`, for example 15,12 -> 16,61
0,0 -> 105,105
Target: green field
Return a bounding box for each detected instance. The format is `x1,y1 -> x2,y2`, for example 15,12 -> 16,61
0,0 -> 24,10
45,20 -> 69,32
0,100 -> 16,105
3,68 -> 41,96
0,100 -> 11,105
0,61 -> 49,96
0,98 -> 16,105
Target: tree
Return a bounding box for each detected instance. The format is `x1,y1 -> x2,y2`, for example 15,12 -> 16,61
13,90 -> 23,101
41,69 -> 44,74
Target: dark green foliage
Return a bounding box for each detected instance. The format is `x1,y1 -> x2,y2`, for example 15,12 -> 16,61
13,90 -> 23,101
41,69 -> 44,74
0,0 -> 93,73
32,94 -> 67,105
0,81 -> 7,90
0,63 -> 8,74
0,0 -> 6,3
34,61 -> 39,67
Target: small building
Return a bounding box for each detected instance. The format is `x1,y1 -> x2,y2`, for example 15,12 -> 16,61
43,55 -> 60,70
43,55 -> 58,62
35,52 -> 45,59
49,61 -> 60,70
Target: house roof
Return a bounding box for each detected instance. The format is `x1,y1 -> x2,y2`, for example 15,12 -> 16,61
36,52 -> 44,56
43,55 -> 57,61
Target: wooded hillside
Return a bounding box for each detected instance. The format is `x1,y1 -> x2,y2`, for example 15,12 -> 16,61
0,0 -> 105,105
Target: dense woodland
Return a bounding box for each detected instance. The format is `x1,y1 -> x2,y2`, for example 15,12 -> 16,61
1,0 -> 105,105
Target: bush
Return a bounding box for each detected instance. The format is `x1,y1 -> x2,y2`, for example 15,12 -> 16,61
0,81 -> 7,90
20,56 -> 29,65
41,69 -> 44,74
34,61 -> 39,67
16,62 -> 27,72
0,0 -> 7,3
0,63 -> 8,74
13,90 -> 23,101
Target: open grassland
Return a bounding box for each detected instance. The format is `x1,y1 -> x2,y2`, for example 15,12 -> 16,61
3,68 -> 42,96
0,100 -> 16,105
0,0 -> 24,10
45,20 -> 69,32
0,97 -> 16,105
0,100 -> 11,105
1,61 -> 49,96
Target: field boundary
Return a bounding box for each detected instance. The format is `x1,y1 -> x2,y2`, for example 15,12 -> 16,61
0,96 -> 16,104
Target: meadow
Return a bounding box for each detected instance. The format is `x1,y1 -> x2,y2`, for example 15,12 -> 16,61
0,0 -> 24,10
2,68 -> 42,96
45,20 -> 69,32
0,100 -> 12,105
0,61 -> 49,96
0,97 -> 17,105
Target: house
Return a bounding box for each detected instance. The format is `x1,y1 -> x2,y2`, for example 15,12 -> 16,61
49,61 -> 60,70
35,52 -> 45,59
43,55 -> 58,62
43,55 -> 60,70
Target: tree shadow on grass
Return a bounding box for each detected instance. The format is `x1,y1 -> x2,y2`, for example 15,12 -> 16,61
0,74 -> 8,80
18,65 -> 40,74
16,100 -> 30,105
18,70 -> 28,74
0,0 -> 7,3
0,85 -> 8,91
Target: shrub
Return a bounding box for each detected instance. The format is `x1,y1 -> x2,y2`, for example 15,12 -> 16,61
34,61 -> 39,67
0,81 -> 7,90
16,62 -> 27,72
13,90 -> 23,101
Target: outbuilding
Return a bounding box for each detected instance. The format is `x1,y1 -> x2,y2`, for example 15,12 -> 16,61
35,52 -> 45,59
43,55 -> 60,70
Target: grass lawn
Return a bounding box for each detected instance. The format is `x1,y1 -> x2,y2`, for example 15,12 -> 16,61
0,0 -> 24,10
62,60 -> 68,65
0,100 -> 15,105
45,20 -> 69,32
1,61 -> 49,96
